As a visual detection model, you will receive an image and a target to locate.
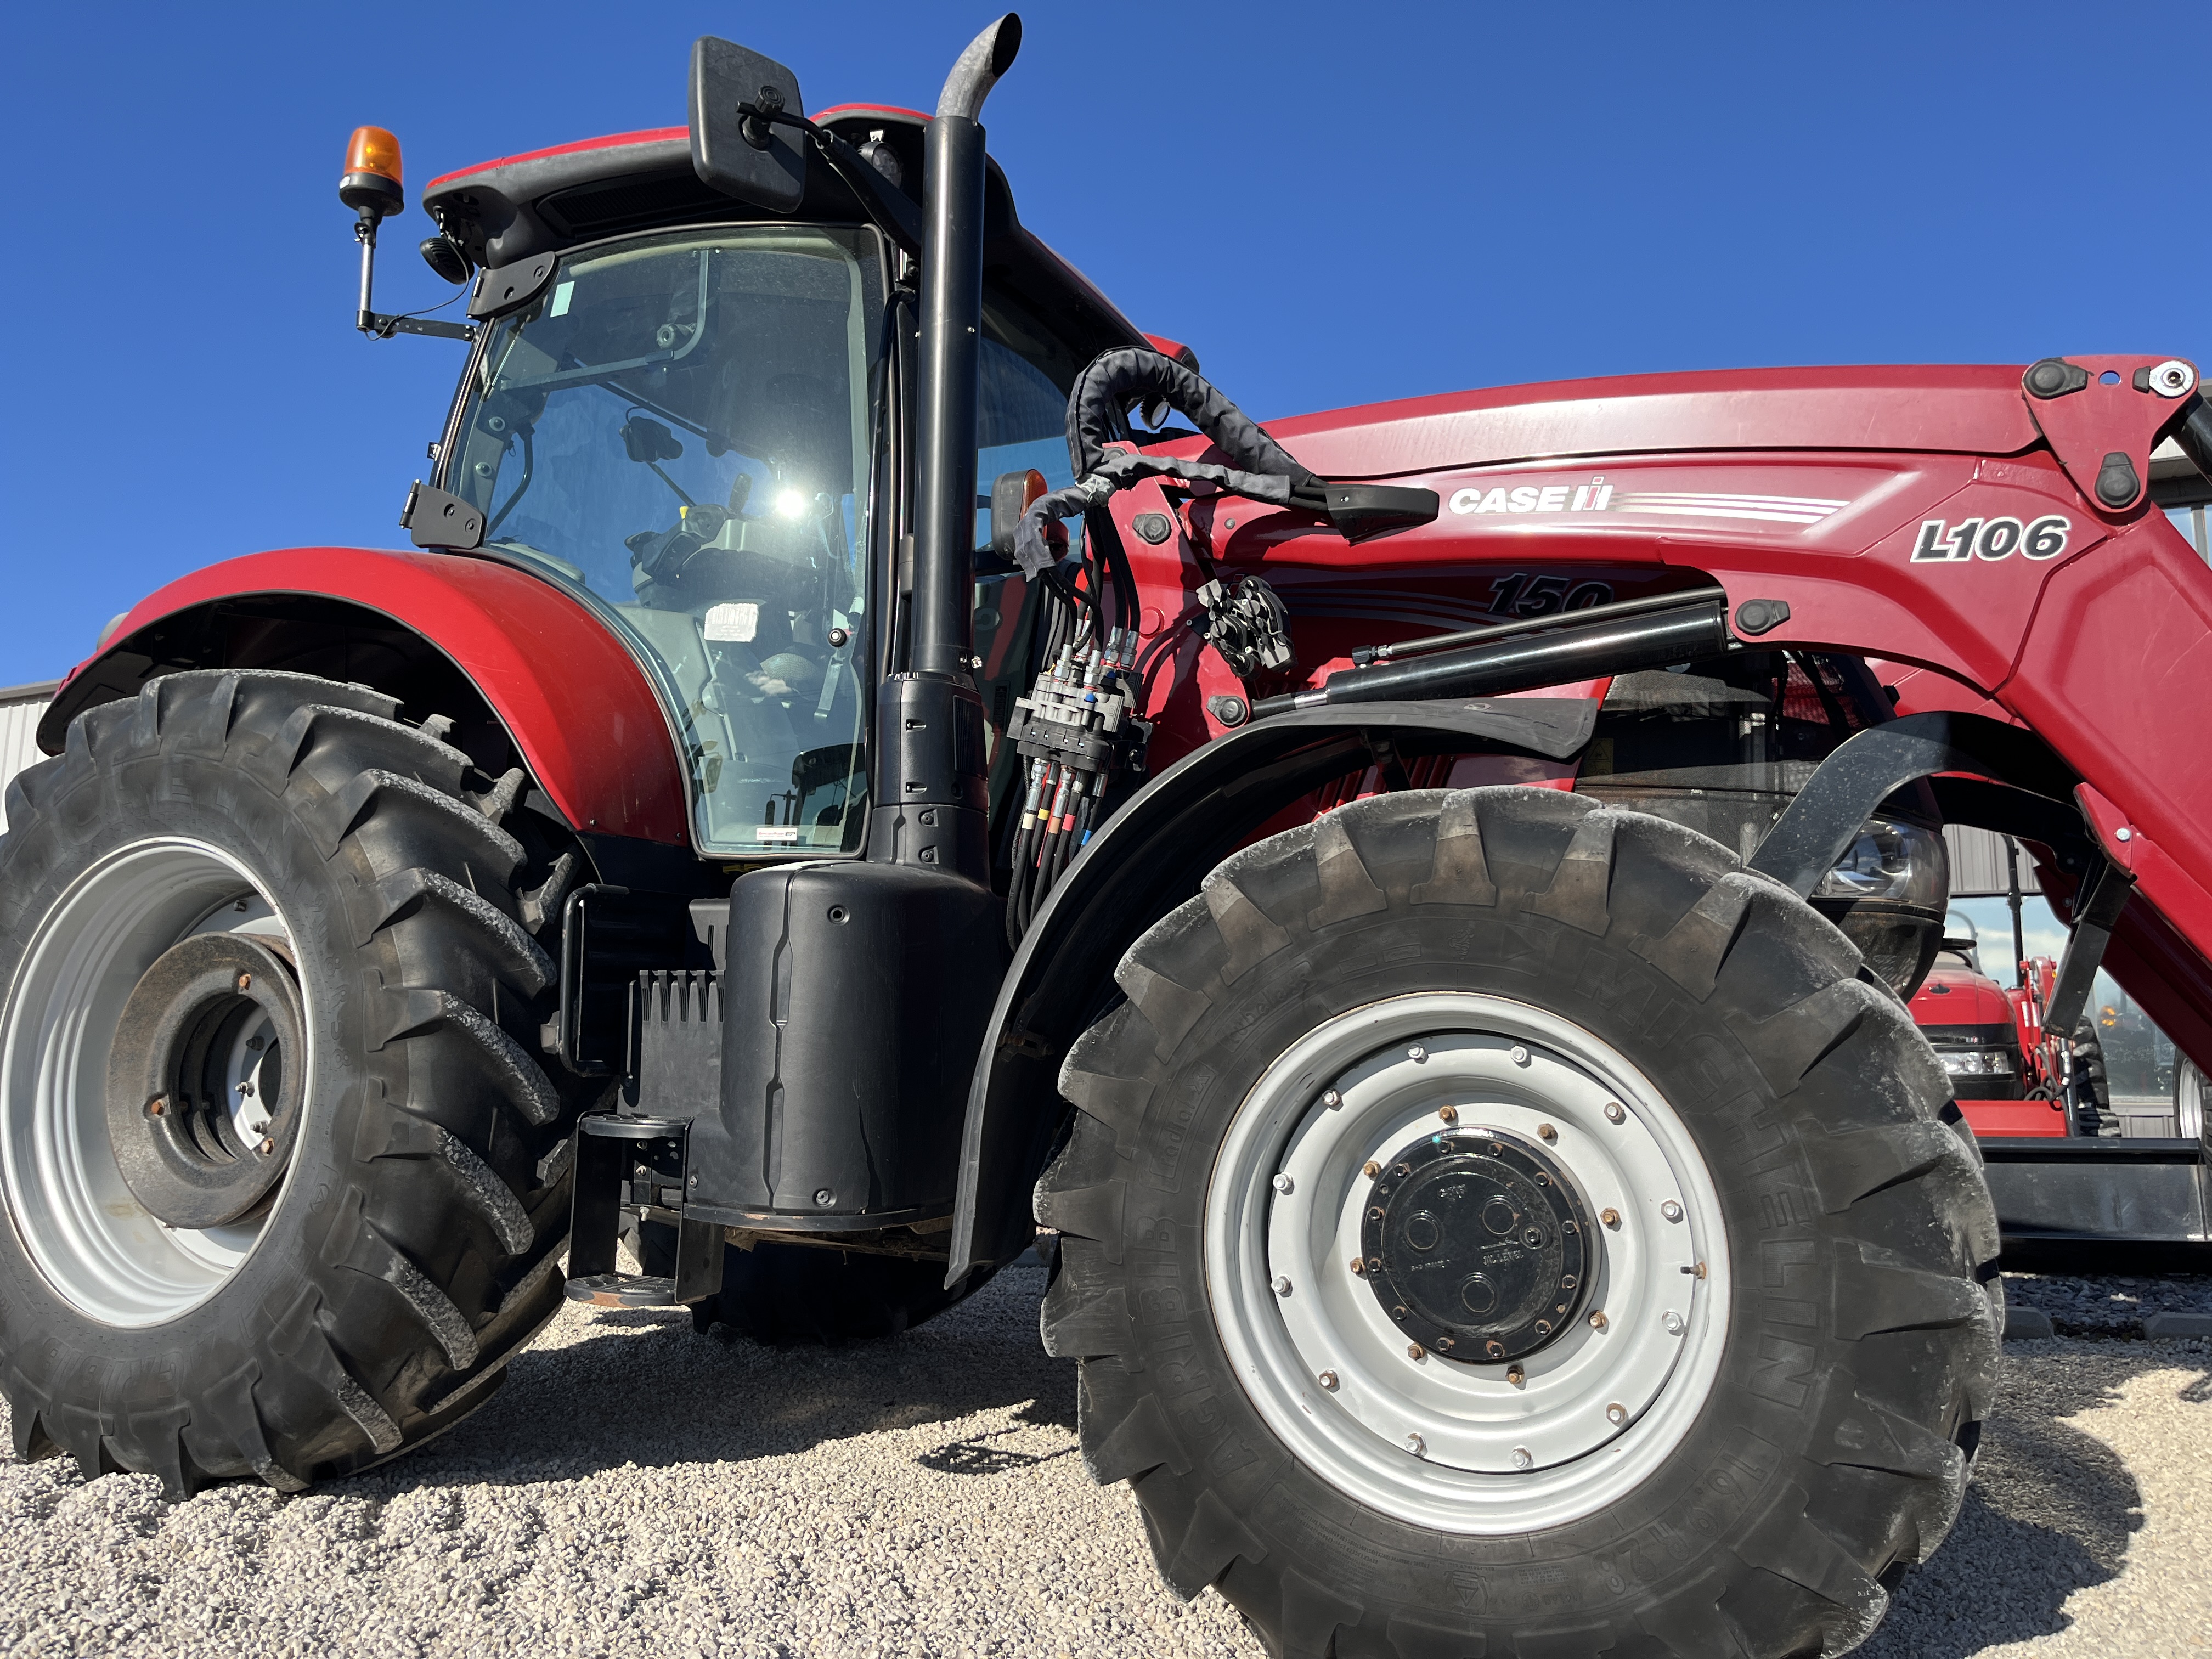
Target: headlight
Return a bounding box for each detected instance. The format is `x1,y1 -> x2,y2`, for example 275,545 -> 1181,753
1814,816 -> 1949,909
1937,1048 -> 2016,1077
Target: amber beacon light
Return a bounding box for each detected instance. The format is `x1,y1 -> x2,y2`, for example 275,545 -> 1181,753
339,125 -> 405,222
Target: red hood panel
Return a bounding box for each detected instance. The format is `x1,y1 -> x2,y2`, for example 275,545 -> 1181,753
1259,364 -> 2040,481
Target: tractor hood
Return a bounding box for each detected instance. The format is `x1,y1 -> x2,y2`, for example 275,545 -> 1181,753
1231,364 -> 2046,482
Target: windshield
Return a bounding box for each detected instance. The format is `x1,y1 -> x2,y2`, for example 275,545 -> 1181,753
448,225 -> 885,857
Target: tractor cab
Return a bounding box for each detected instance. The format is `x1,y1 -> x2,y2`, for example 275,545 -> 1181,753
399,112 -> 1150,856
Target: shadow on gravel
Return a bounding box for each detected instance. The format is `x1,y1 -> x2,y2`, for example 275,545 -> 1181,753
342,1262 -> 1071,1497
1857,1341 -> 2209,1659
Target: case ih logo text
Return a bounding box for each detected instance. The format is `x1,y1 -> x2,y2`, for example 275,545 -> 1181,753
1450,480 -> 1851,526
1451,479 -> 1617,515
1910,515 -> 2072,563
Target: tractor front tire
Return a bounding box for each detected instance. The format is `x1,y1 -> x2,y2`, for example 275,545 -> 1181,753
1038,787 -> 2000,1659
0,671 -> 577,1493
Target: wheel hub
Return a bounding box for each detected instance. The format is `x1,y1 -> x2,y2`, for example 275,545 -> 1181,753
104,932 -> 306,1229
1361,1128 -> 1591,1362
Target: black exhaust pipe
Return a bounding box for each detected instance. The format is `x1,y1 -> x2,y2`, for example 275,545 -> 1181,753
868,14 -> 1021,883
1247,589 -> 1731,719
911,15 -> 1020,678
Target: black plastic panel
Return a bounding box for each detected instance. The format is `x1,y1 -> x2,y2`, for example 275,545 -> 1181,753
691,862 -> 1005,1220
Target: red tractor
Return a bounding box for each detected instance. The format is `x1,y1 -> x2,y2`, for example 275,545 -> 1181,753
4,18 -> 2210,1657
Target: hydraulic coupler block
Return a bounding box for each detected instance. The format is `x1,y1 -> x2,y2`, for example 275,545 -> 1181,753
1005,628 -> 1152,851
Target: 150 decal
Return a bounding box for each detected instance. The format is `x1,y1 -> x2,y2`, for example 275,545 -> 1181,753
1488,573 -> 1615,616
1910,515 -> 2070,563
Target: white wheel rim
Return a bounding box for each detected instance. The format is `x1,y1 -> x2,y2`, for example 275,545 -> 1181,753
1,838 -> 312,1326
1205,992 -> 1731,1534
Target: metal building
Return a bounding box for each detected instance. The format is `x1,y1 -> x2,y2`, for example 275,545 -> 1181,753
0,682 -> 57,834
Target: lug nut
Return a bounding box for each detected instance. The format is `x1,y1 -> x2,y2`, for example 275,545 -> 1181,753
1534,1319 -> 1551,1335
1661,1200 -> 1684,1223
1350,1256 -> 1367,1275
1363,1160 -> 1381,1179
1321,1090 -> 1342,1109
1438,1104 -> 1458,1125
1506,1364 -> 1526,1387
1561,1274 -> 1577,1290
258,1137 -> 275,1156
1663,1311 -> 1684,1335
1272,1276 -> 1293,1297
1405,1433 -> 1426,1457
1604,1101 -> 1626,1125
1537,1122 -> 1557,1143
1272,1172 -> 1295,1195
1589,1310 -> 1608,1331
1367,1257 -> 1383,1274
1606,1402 -> 1628,1427
1485,1341 -> 1505,1359
1318,1370 -> 1339,1391
236,972 -> 253,991
1394,1163 -> 1412,1178
1436,1336 -> 1454,1351
1408,1045 -> 1427,1063
1601,1208 -> 1621,1229
1509,1046 -> 1531,1067
1407,1343 -> 1426,1361
1511,1447 -> 1533,1469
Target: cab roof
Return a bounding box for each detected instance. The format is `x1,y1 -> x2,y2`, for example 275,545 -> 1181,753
419,107 -> 1149,373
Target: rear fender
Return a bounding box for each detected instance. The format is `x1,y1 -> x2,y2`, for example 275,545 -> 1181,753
40,549 -> 690,846
945,696 -> 1596,1282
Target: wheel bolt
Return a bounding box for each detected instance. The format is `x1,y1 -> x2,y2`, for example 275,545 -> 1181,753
1272,1276 -> 1293,1297
1510,1046 -> 1531,1066
1350,1256 -> 1367,1276
1272,1172 -> 1295,1195
257,1137 -> 275,1156
1589,1310 -> 1608,1330
1512,1446 -> 1533,1469
1368,1258 -> 1383,1274
1534,1319 -> 1551,1335
1486,1341 -> 1505,1359
1661,1200 -> 1684,1222
1438,1104 -> 1458,1125
1606,1402 -> 1628,1427
1507,1364 -> 1526,1387
1394,1163 -> 1412,1178
1407,1343 -> 1426,1361
1321,1090 -> 1342,1109
1601,1208 -> 1621,1229
1537,1122 -> 1557,1143
1604,1101 -> 1626,1124
1405,1433 -> 1426,1457
1318,1370 -> 1339,1391
1663,1311 -> 1684,1335
236,972 -> 252,991
1408,1045 -> 1427,1063
147,1097 -> 167,1117
1363,1160 -> 1381,1179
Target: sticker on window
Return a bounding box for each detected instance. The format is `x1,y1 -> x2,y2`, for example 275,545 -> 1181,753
703,602 -> 759,642
756,826 -> 800,843
548,281 -> 574,318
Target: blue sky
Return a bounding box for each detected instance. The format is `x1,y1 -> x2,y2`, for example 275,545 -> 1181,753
2,1 -> 2207,689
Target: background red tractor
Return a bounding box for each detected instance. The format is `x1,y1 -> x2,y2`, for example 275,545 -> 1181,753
2,16 -> 2209,1658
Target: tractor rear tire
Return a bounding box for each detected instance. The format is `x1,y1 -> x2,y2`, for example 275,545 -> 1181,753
1037,786 -> 2000,1659
0,671 -> 579,1493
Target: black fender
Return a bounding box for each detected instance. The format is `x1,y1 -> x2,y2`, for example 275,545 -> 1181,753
945,696 -> 1596,1282
1747,712 -> 2081,893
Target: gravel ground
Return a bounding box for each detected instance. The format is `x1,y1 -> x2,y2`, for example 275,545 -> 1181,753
0,1263 -> 2207,1658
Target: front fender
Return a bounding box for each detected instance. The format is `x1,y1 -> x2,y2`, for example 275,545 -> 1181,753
945,696 -> 1596,1283
41,548 -> 690,845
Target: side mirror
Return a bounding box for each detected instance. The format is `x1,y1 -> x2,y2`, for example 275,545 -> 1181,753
689,37 -> 806,213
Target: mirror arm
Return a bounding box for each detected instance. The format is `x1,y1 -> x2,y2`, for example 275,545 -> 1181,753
734,102 -> 923,258
354,208 -> 476,342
